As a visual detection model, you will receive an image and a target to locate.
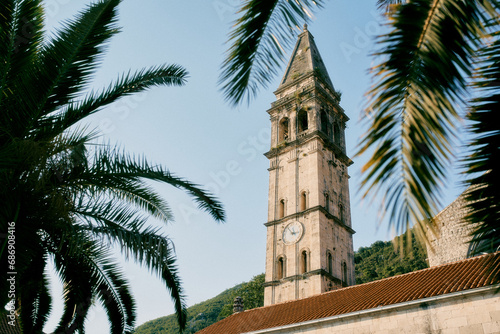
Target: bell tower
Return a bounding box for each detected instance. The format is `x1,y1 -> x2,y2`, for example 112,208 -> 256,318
263,25 -> 355,306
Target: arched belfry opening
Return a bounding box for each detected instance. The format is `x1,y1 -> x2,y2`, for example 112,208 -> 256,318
279,118 -> 289,142
298,109 -> 308,132
334,122 -> 341,144
320,110 -> 328,135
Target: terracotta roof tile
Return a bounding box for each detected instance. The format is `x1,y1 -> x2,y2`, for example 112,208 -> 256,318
196,252 -> 500,334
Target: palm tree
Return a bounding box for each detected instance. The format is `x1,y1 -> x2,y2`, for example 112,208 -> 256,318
0,0 -> 224,333
219,0 -> 499,257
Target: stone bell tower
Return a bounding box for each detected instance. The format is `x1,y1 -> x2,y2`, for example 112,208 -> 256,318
263,25 -> 355,306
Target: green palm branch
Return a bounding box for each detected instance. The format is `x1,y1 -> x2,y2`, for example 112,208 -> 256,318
465,19 -> 500,256
219,0 -> 324,106
0,0 -> 225,332
357,0 -> 498,247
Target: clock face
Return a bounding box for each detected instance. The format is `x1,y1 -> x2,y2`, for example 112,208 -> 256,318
283,221 -> 303,245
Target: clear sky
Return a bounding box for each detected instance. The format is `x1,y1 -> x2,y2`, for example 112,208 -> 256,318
41,0 -> 466,332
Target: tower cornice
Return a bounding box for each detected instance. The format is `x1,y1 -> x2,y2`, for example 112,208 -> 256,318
264,205 -> 355,235
263,132 -> 353,167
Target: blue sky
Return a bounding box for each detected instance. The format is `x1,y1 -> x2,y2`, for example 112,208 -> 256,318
41,0 -> 467,332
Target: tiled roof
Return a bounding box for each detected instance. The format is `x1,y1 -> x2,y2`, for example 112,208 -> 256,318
196,252 -> 500,334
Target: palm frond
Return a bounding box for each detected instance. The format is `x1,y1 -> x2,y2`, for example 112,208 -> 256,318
0,1 -> 15,73
466,18 -> 500,256
36,0 -> 121,115
357,0 -> 491,241
0,0 -> 44,141
97,262 -> 136,334
17,249 -> 49,333
79,222 -> 188,331
74,196 -> 152,232
220,0 -> 324,106
86,148 -> 225,222
34,64 -> 188,141
51,234 -> 135,334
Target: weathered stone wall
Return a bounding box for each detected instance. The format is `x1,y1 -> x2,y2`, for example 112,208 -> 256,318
260,287 -> 500,334
426,193 -> 475,267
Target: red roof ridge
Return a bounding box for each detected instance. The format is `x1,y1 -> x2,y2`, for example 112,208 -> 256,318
315,251 -> 499,296
241,252 -> 499,312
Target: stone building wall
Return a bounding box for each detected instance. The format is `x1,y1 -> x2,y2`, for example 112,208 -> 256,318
426,193 -> 476,267
259,287 -> 500,334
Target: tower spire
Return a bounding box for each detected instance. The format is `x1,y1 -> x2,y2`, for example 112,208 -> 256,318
277,27 -> 335,92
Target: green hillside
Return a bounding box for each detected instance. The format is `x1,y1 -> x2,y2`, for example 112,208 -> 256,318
354,232 -> 428,284
134,234 -> 427,333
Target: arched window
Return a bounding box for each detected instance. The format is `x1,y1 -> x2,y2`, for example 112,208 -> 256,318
320,110 -> 329,135
277,257 -> 285,279
324,193 -> 330,213
300,191 -> 307,211
300,250 -> 308,274
338,203 -> 344,223
328,252 -> 333,275
298,109 -> 308,132
279,199 -> 285,218
334,123 -> 340,144
279,118 -> 289,142
342,261 -> 347,284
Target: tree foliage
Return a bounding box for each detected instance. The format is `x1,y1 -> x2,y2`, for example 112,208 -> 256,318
0,1 -> 224,333
355,231 -> 428,284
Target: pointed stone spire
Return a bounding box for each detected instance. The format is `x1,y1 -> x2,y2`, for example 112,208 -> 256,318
277,26 -> 335,92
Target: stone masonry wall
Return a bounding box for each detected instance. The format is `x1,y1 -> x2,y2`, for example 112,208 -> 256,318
426,193 -> 475,267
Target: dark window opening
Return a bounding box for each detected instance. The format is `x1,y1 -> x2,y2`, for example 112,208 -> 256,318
300,192 -> 307,211
328,253 -> 333,275
320,110 -> 329,135
300,251 -> 308,274
277,257 -> 284,279
334,123 -> 340,144
279,199 -> 285,218
279,118 -> 289,142
298,110 -> 308,132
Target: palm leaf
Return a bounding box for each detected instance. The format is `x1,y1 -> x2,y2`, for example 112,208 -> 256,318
220,0 -> 324,106
78,221 -> 188,331
466,18 -> 500,256
34,64 -> 188,141
51,234 -> 135,334
86,148 -> 225,222
357,0 -> 492,244
3,0 -> 121,139
17,248 -> 49,333
0,0 -> 44,142
35,0 -> 121,115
